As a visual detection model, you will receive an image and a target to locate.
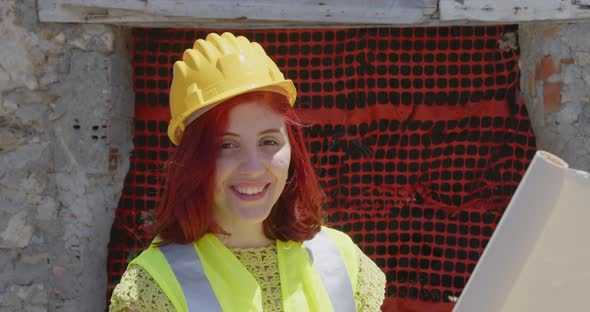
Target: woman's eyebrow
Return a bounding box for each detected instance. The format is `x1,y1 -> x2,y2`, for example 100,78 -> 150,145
259,129 -> 281,135
223,129 -> 281,137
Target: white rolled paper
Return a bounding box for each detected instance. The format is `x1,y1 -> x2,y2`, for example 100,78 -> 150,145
454,150 -> 590,312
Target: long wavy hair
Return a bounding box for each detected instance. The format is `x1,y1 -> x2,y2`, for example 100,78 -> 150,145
151,91 -> 325,244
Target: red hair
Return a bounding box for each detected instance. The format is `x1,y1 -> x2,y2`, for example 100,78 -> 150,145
152,92 -> 325,244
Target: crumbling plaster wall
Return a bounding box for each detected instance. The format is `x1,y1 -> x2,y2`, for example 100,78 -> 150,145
0,0 -> 133,311
520,22 -> 590,171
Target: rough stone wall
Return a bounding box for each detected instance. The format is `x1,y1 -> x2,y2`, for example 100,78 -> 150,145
0,0 -> 133,311
520,22 -> 590,171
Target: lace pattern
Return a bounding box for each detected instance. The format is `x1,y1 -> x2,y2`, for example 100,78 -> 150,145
355,245 -> 386,311
109,265 -> 174,312
232,245 -> 283,311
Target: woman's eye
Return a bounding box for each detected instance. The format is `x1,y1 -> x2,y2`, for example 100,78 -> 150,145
261,139 -> 278,146
221,142 -> 237,149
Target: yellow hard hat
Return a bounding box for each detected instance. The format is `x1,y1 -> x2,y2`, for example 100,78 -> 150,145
167,32 -> 297,145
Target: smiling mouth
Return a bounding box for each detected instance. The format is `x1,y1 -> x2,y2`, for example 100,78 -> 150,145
231,184 -> 270,200
234,185 -> 265,195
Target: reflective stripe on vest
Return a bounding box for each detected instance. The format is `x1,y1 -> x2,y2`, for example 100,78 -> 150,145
159,243 -> 223,312
302,229 -> 356,312
159,229 -> 356,312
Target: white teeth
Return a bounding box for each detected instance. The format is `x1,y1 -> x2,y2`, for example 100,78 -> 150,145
235,185 -> 265,195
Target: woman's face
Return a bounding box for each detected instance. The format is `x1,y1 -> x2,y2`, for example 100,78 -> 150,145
212,101 -> 291,231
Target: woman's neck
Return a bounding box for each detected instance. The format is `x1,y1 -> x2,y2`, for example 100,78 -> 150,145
216,222 -> 274,248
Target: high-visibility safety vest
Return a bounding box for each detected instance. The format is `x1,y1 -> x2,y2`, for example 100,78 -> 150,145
129,226 -> 359,312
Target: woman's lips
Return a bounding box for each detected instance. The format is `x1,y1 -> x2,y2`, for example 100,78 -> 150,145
230,184 -> 270,201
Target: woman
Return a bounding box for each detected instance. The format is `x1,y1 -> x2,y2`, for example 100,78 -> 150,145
110,32 -> 385,312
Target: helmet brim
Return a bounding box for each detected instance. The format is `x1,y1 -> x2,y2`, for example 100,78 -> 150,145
168,79 -> 296,145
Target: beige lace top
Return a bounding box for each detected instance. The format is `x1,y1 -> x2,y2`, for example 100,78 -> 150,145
110,244 -> 385,312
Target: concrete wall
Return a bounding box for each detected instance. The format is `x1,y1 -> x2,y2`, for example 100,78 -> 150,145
520,23 -> 590,172
0,0 -> 588,311
0,0 -> 133,311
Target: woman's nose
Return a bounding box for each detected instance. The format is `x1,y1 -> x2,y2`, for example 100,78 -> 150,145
238,149 -> 265,176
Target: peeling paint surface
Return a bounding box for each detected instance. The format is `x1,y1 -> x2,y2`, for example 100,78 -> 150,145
520,22 -> 590,172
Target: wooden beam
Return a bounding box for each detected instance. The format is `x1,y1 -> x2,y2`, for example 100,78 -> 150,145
440,0 -> 590,22
38,0 -> 438,27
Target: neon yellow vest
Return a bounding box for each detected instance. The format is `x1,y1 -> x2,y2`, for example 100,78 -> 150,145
129,226 -> 359,311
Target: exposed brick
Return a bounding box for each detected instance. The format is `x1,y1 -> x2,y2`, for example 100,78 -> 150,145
528,70 -> 536,97
108,147 -> 118,172
535,55 -> 560,81
53,266 -> 65,278
544,26 -> 560,40
560,58 -> 575,64
543,81 -> 562,113
535,59 -> 542,80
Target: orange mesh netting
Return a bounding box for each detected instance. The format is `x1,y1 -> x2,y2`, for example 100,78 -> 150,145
107,26 -> 536,312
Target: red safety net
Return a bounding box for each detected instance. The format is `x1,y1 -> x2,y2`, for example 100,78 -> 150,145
107,26 -> 536,312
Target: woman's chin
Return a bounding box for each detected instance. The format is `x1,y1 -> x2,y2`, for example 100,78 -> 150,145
224,205 -> 272,225
235,212 -> 271,225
